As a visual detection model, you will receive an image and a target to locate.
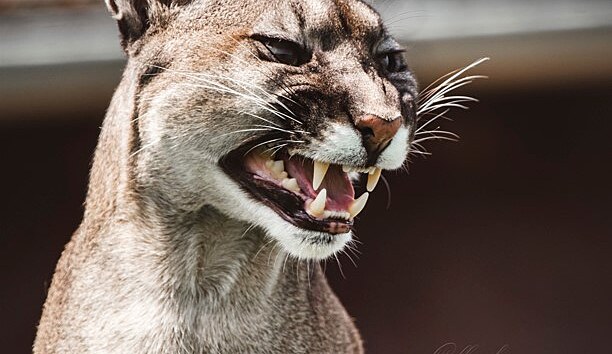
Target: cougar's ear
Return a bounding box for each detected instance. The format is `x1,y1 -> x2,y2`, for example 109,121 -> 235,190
105,0 -> 149,48
105,0 -> 187,49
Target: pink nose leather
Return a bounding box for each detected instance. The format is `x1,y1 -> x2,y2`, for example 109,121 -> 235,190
355,114 -> 403,154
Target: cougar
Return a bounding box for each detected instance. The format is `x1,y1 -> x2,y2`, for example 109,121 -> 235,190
33,0 -> 473,352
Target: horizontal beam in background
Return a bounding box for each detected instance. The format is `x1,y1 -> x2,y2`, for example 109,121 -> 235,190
1,2 -> 611,120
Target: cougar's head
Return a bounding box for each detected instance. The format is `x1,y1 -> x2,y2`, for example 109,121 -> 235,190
107,0 -> 417,260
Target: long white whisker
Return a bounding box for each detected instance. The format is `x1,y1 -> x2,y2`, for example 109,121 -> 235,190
410,149 -> 432,156
214,128 -> 274,138
418,58 -> 489,103
416,129 -> 460,139
143,65 -> 297,126
411,135 -> 459,144
410,141 -> 430,153
221,37 -> 303,107
418,82 -> 481,114
243,138 -> 285,156
197,71 -> 300,122
266,143 -> 289,156
415,109 -> 450,133
179,81 -> 298,124
339,249 -> 358,268
334,253 -> 345,279
251,124 -> 297,135
239,111 -> 282,128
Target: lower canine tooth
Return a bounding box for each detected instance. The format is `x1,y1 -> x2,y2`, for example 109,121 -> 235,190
281,178 -> 300,193
349,192 -> 369,218
367,168 -> 382,192
307,188 -> 326,217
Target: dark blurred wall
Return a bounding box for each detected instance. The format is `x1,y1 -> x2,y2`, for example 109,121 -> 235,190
2,78 -> 611,353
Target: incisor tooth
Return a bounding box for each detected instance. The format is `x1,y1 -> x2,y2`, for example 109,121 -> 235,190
271,160 -> 284,174
349,192 -> 369,218
367,168 -> 382,192
307,189 -> 327,217
312,161 -> 330,190
281,178 -> 300,193
342,165 -> 351,173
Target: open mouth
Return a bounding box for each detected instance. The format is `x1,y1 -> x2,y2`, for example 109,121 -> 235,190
221,143 -> 382,235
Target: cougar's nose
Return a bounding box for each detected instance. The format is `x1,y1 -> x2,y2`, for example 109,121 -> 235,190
355,114 -> 403,156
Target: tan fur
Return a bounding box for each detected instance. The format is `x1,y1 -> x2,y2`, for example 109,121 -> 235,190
34,0 -> 418,352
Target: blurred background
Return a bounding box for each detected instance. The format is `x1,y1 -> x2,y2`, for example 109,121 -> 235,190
1,0 -> 611,353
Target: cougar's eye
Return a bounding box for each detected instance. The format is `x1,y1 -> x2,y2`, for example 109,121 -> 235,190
379,51 -> 407,73
252,35 -> 310,66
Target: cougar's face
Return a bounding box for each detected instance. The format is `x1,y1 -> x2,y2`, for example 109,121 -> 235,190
135,0 -> 417,259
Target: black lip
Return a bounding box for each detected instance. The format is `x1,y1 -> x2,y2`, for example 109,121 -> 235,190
220,142 -> 353,235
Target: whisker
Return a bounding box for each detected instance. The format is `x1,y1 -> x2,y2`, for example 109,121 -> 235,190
380,174 -> 392,209
333,253 -> 345,279
415,129 -> 460,139
265,143 -> 289,156
410,149 -> 432,156
411,135 -> 459,144
206,43 -> 303,120
415,109 -> 450,133
214,128 -> 275,138
139,63 -> 297,126
417,58 -> 489,119
243,137 -> 285,156
339,249 -> 358,268
179,81 -> 298,124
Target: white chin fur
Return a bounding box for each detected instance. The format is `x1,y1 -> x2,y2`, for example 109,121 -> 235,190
376,126 -> 409,170
266,224 -> 352,261
207,166 -> 351,260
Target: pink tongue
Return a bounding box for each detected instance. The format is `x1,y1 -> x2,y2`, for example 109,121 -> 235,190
284,157 -> 355,211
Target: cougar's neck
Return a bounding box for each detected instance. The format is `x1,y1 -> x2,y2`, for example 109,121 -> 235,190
83,61 -> 140,227
81,59 -> 313,312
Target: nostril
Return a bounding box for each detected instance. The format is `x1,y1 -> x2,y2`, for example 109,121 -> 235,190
359,126 -> 375,139
355,114 -> 403,155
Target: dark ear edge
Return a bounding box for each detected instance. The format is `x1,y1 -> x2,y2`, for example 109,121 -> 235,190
104,0 -> 152,49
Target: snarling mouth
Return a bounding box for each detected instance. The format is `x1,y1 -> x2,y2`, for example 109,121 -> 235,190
221,144 -> 382,235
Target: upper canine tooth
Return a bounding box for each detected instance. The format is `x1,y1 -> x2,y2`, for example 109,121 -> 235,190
367,168 -> 382,192
307,189 -> 327,217
313,161 -> 330,190
349,192 -> 369,218
342,165 -> 351,173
